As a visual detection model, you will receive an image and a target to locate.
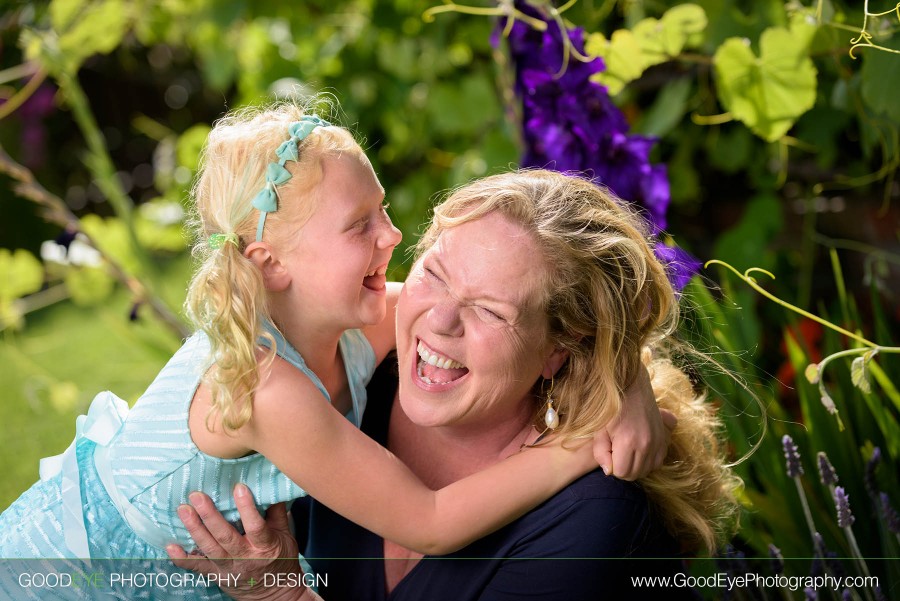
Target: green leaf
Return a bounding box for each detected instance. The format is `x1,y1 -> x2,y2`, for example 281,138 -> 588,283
80,214 -> 140,274
713,20 -> 818,141
587,4 -> 707,96
65,266 -> 115,306
56,0 -> 130,69
860,36 -> 900,123
176,124 -> 212,172
50,0 -> 86,32
804,363 -> 820,384
586,31 -> 644,96
636,77 -> 692,137
0,249 -> 44,302
850,356 -> 872,394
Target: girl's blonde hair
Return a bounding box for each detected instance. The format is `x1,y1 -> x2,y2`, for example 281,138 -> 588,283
184,101 -> 364,431
416,169 -> 741,554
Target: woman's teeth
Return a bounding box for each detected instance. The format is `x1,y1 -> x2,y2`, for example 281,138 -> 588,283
417,341 -> 464,369
366,266 -> 387,277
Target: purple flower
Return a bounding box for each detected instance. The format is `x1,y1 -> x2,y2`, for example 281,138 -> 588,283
804,587 -> 817,600
654,242 -> 702,291
816,452 -> 838,487
768,544 -> 784,575
501,2 -> 697,290
864,447 -> 881,501
834,486 -> 855,528
782,435 -> 803,478
880,492 -> 900,534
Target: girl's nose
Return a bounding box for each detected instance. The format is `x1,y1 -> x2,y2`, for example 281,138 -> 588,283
377,212 -> 403,249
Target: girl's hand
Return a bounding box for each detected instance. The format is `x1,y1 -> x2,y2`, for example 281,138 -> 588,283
592,365 -> 677,481
167,484 -> 320,601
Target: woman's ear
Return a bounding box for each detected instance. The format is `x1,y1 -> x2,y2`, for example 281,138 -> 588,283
541,346 -> 569,379
244,241 -> 291,292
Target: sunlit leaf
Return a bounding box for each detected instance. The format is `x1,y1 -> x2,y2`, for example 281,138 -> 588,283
586,30 -> 644,96
851,356 -> 872,394
50,0 -> 86,32
65,266 -> 115,306
56,0 -> 130,69
587,4 -> 707,95
713,20 -> 818,141
80,214 -> 140,274
805,363 -> 820,385
0,249 -> 44,301
176,124 -> 212,172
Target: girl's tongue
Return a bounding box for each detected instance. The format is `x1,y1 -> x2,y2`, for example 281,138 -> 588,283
363,273 -> 386,291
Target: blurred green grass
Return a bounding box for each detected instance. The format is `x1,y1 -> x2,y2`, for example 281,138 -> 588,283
0,258 -> 190,508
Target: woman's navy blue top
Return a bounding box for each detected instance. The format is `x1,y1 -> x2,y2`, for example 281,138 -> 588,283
292,357 -> 694,601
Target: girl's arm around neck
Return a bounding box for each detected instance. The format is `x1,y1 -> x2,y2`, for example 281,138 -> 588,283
242,361 -> 597,556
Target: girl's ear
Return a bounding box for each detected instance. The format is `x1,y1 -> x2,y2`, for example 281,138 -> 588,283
541,346 -> 570,379
244,241 -> 290,292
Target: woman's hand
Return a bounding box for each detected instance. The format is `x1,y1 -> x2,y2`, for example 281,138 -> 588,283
167,484 -> 319,601
592,365 -> 677,481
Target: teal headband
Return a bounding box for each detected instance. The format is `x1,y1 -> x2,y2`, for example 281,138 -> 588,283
251,115 -> 331,241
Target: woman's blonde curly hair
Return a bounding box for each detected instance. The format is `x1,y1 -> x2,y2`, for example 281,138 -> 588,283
184,101 -> 363,432
416,168 -> 742,554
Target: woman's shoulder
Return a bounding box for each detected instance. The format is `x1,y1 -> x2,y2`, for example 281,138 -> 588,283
512,469 -> 678,557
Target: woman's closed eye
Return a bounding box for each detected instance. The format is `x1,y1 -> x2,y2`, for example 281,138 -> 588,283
474,305 -> 506,323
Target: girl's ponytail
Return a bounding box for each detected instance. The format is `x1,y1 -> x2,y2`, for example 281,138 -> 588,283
185,237 -> 272,431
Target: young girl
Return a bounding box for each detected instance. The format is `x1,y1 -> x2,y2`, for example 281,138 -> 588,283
0,104 -> 658,598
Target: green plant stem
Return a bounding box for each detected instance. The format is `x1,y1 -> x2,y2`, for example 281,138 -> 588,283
0,144 -> 189,339
843,525 -> 875,601
705,261 -> 878,349
0,67 -> 46,120
794,476 -> 824,558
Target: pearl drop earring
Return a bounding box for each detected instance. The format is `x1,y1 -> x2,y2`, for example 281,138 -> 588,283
544,378 -> 559,430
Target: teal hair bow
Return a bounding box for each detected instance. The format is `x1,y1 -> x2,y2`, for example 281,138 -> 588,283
253,115 -> 331,242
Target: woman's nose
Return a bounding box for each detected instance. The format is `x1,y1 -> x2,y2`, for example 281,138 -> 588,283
426,299 -> 463,337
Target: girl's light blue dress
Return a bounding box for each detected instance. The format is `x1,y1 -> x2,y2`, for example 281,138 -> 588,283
0,324 -> 375,600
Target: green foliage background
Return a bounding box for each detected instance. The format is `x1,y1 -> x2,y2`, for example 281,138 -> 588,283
1,0 -> 898,589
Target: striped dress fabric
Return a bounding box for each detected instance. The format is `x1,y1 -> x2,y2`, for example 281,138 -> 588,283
0,325 -> 375,599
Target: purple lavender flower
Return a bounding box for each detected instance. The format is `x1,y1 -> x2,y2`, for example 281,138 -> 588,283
782,435 -> 803,477
841,589 -> 852,601
768,543 -> 784,575
804,587 -> 817,600
879,492 -> 900,534
864,447 -> 881,501
816,452 -> 838,487
502,2 -> 698,290
834,486 -> 855,528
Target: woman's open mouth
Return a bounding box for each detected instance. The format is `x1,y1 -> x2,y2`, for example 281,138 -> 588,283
415,340 -> 469,385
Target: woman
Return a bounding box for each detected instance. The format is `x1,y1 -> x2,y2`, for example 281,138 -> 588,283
171,169 -> 739,600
